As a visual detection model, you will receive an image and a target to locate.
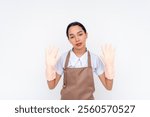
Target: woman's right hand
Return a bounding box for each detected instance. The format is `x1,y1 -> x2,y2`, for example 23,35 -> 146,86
45,47 -> 59,81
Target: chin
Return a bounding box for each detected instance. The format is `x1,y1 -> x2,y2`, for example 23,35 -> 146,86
75,46 -> 85,50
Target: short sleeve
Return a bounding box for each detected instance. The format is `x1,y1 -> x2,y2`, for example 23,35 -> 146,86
55,52 -> 68,76
55,57 -> 63,76
94,55 -> 104,76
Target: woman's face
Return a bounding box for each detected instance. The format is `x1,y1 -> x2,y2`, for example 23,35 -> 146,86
68,25 -> 87,51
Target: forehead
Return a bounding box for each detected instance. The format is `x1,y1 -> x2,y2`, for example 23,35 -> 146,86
68,25 -> 83,34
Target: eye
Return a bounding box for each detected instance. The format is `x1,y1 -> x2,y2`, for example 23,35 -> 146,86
70,36 -> 74,39
78,33 -> 83,36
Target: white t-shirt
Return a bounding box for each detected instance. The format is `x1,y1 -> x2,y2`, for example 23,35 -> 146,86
55,49 -> 104,77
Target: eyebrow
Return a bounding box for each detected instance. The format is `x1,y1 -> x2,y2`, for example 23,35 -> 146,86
77,31 -> 83,34
69,31 -> 83,36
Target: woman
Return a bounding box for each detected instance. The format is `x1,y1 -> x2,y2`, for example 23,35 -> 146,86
45,21 -> 115,100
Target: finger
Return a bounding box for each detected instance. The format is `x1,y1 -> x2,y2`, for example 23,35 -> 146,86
102,44 -> 107,57
101,45 -> 105,56
112,47 -> 115,60
109,45 -> 115,62
99,51 -> 105,64
108,43 -> 112,51
48,45 -> 56,54
45,47 -> 49,58
49,46 -> 54,54
100,45 -> 105,62
56,51 -> 60,61
50,47 -> 56,56
45,48 -> 49,65
105,43 -> 109,52
54,48 -> 59,58
109,44 -> 115,56
51,47 -> 59,58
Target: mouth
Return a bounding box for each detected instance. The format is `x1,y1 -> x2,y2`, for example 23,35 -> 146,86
76,43 -> 82,47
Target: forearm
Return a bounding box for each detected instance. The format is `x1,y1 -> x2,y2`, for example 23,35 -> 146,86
47,73 -> 61,89
105,78 -> 113,90
99,73 -> 113,90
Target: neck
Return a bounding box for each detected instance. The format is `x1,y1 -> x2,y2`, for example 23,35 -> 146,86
72,47 -> 87,57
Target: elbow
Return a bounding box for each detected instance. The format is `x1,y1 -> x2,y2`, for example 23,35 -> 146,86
47,81 -> 56,90
105,79 -> 113,91
48,84 -> 56,90
106,87 -> 112,91
106,85 -> 113,91
49,87 -> 55,90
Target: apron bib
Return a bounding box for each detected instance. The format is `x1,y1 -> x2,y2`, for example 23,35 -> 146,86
61,51 -> 95,100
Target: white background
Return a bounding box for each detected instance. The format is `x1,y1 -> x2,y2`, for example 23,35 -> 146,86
0,0 -> 150,99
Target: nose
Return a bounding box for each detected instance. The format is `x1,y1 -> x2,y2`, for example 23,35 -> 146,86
75,36 -> 80,42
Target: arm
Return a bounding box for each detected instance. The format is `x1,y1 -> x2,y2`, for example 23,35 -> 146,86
45,47 -> 60,89
99,73 -> 113,90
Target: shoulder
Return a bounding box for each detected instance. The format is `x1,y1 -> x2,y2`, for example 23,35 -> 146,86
89,51 -> 100,61
88,50 -> 103,68
59,51 -> 69,60
57,50 -> 70,65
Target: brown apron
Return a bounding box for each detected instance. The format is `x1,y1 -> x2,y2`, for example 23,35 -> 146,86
60,51 -> 95,100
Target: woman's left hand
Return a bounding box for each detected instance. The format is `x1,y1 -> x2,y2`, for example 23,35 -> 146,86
100,44 -> 115,80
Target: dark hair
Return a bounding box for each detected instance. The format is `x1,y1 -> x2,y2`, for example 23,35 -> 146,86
66,21 -> 87,38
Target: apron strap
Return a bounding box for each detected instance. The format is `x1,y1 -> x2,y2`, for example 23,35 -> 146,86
87,51 -> 92,67
63,50 -> 70,88
64,50 -> 70,69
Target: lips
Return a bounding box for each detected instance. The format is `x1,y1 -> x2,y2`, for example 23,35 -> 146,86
76,43 -> 82,47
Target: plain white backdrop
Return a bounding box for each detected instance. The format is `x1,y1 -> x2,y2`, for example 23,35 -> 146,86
0,0 -> 150,99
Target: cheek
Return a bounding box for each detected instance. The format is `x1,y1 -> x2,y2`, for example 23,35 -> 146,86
69,40 -> 75,45
83,34 -> 87,39
82,36 -> 87,42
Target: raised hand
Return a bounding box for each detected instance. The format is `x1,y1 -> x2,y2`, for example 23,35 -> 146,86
45,47 -> 59,81
100,44 -> 115,80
